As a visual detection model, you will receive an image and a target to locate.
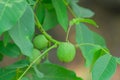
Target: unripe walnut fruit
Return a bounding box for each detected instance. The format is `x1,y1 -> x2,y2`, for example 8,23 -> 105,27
33,34 -> 48,50
57,42 -> 76,63
29,49 -> 41,65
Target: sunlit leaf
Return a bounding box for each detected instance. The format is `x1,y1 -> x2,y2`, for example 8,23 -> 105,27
92,54 -> 117,80
9,6 -> 35,57
0,0 -> 27,35
68,1 -> 94,18
76,23 -> 107,66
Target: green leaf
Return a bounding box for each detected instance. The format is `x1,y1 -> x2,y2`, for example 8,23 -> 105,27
92,54 -> 117,80
32,63 -> 83,80
52,0 -> 68,31
90,49 -> 107,70
6,60 -> 29,69
79,18 -> 99,28
69,1 -> 94,18
43,9 -> 58,31
42,0 -> 54,10
0,41 -> 20,58
33,66 -> 44,78
0,53 -> 3,61
3,32 -> 11,47
115,57 -> 120,64
76,23 -> 107,66
21,77 -> 29,80
36,3 -> 45,24
0,68 -> 17,80
27,0 -> 35,5
0,0 -> 27,35
70,18 -> 99,28
0,67 -> 25,80
9,6 -> 35,57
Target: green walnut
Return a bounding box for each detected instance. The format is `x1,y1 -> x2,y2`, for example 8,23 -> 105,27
33,34 -> 48,50
29,49 -> 41,64
57,42 -> 76,63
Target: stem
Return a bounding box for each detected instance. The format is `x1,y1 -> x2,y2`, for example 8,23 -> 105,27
33,0 -> 40,10
34,14 -> 61,45
63,0 -> 77,42
17,44 -> 57,80
66,25 -> 72,41
63,0 -> 77,18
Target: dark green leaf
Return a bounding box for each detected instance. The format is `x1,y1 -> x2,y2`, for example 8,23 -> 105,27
76,23 -> 107,66
0,0 -> 27,35
27,0 -> 35,5
0,67 -> 25,80
6,60 -> 29,69
31,63 -> 83,80
36,3 -> 45,24
0,53 -> 3,61
43,10 -> 58,31
0,68 -> 17,80
69,1 -> 94,18
92,54 -> 117,80
3,32 -> 11,47
42,0 -> 54,10
0,41 -> 20,58
52,0 -> 68,31
9,6 -> 35,57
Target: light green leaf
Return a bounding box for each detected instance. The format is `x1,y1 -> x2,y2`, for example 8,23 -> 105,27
0,0 -> 27,35
52,0 -> 68,31
69,1 -> 94,18
32,63 -> 83,80
0,41 -> 20,58
76,23 -> 107,66
21,77 -> 29,80
92,54 -> 117,80
43,9 -> 58,31
90,49 -> 107,70
115,57 -> 120,64
9,6 -> 35,57
79,18 -> 99,28
33,66 -> 44,78
70,18 -> 98,28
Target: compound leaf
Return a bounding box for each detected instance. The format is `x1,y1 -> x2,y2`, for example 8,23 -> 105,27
52,0 -> 68,31
0,0 -> 27,35
92,54 -> 117,80
9,6 -> 35,57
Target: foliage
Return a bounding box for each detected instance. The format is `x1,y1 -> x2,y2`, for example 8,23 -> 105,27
0,0 -> 119,80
